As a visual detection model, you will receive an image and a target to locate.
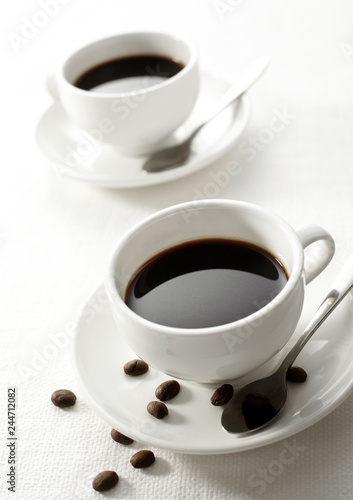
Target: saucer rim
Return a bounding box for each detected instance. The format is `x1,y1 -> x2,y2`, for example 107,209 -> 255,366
36,69 -> 251,188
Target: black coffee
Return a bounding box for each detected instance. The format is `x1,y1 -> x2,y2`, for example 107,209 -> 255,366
125,239 -> 288,329
74,55 -> 184,93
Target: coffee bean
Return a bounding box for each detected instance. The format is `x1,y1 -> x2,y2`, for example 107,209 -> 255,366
111,429 -> 134,445
130,450 -> 155,469
155,380 -> 180,401
123,359 -> 149,376
92,471 -> 119,492
51,389 -> 76,408
147,401 -> 168,419
244,393 -> 271,409
287,366 -> 307,383
210,384 -> 234,406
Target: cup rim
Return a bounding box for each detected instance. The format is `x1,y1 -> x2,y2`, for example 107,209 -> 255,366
58,30 -> 198,98
105,199 -> 305,336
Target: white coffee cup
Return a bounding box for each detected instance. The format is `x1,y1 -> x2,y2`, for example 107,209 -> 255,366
47,31 -> 199,155
105,199 -> 335,383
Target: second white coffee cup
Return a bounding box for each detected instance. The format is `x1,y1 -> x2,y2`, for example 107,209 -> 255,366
47,31 -> 199,155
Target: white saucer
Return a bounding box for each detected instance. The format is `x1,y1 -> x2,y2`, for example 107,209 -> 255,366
72,259 -> 353,455
35,70 -> 250,188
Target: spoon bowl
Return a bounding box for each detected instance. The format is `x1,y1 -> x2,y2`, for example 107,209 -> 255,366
222,253 -> 353,434
222,371 -> 287,434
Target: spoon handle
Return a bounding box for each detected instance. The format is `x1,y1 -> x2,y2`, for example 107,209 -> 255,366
189,55 -> 270,140
280,254 -> 353,371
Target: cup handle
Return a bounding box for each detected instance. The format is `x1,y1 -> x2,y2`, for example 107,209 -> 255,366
46,73 -> 59,100
296,224 -> 335,284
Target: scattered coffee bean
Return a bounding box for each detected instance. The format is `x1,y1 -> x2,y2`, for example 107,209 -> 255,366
287,366 -> 307,383
51,389 -> 76,408
124,359 -> 149,376
244,393 -> 271,409
210,384 -> 234,406
155,380 -> 180,401
92,470 -> 119,492
147,401 -> 168,419
110,429 -> 134,445
130,450 -> 155,469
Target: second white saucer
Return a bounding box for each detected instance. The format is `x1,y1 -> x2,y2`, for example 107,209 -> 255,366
35,70 -> 250,188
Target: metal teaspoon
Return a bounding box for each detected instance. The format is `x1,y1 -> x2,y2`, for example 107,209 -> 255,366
142,55 -> 270,173
221,253 -> 353,434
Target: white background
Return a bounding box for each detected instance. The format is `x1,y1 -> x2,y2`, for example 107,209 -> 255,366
1,0 -> 353,498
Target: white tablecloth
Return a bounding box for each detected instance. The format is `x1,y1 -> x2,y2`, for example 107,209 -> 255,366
2,0 -> 353,498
